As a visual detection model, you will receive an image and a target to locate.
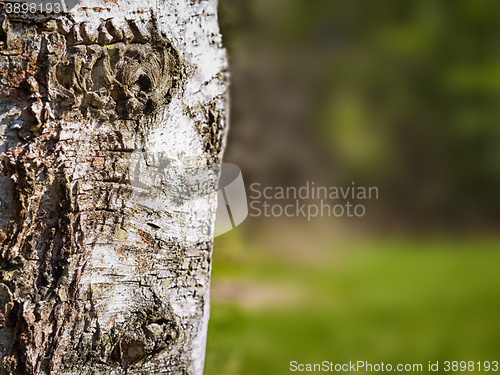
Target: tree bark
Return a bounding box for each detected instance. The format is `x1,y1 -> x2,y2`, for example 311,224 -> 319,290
0,1 -> 228,374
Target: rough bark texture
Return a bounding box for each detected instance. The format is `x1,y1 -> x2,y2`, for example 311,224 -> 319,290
0,1 -> 228,374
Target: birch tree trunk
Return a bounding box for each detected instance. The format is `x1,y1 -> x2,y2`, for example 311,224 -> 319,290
0,1 -> 228,374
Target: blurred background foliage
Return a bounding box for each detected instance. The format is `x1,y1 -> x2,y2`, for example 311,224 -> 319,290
219,0 -> 500,230
205,0 -> 500,374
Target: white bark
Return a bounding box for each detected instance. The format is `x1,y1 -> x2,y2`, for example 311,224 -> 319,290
0,1 -> 228,374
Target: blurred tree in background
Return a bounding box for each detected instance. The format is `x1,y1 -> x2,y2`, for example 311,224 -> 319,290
219,0 -> 500,231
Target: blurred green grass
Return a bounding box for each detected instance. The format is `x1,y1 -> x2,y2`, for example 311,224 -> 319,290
205,230 -> 500,375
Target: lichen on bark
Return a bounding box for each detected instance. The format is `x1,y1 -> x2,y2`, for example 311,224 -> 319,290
0,1 -> 228,374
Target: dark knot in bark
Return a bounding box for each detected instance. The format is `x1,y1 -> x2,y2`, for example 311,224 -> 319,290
0,13 -> 182,140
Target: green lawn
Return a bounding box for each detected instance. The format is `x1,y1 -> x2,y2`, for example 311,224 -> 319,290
205,231 -> 500,375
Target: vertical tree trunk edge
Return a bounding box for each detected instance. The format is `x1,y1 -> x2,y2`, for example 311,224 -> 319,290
0,1 -> 228,374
